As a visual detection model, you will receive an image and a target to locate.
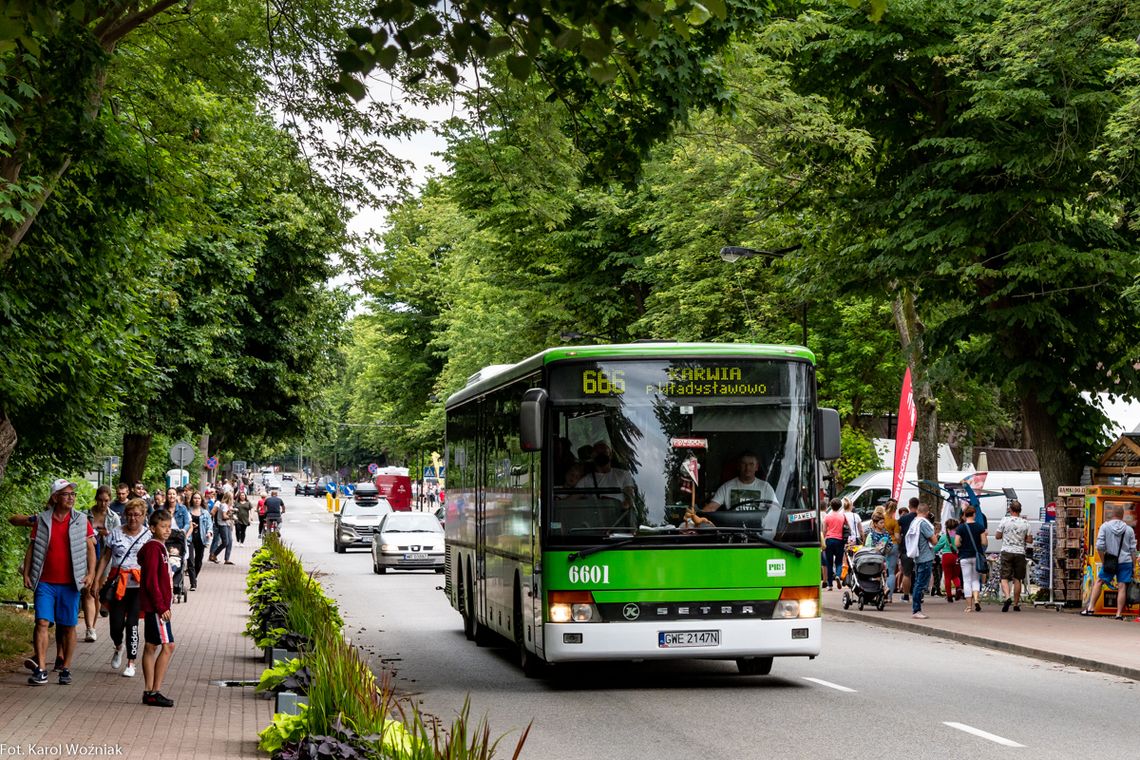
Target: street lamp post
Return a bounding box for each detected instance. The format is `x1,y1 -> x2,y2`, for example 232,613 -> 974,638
719,245 -> 808,346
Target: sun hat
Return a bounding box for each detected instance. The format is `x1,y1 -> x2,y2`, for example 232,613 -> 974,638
50,479 -> 77,497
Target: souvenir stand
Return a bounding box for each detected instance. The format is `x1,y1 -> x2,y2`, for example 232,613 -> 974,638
1081,485 -> 1140,616
1034,487 -> 1084,610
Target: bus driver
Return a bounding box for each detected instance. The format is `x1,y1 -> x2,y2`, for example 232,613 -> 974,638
582,441 -> 635,510
702,452 -> 778,512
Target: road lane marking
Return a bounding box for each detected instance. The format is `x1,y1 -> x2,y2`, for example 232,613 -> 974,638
801,677 -> 856,692
943,722 -> 1025,748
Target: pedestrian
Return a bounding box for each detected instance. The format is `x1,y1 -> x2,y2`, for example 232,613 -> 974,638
996,500 -> 1031,612
131,481 -> 151,511
22,479 -> 96,686
821,498 -> 846,590
82,485 -> 121,641
1081,504 -> 1136,619
929,519 -> 944,596
896,497 -> 920,601
262,487 -> 285,535
257,490 -> 267,538
234,491 -> 252,545
138,509 -> 177,707
954,505 -> 988,612
150,487 -> 168,517
109,482 -> 131,519
881,500 -> 900,602
935,518 -> 962,602
209,491 -> 235,564
186,491 -> 213,590
904,502 -> 936,619
94,498 -> 151,678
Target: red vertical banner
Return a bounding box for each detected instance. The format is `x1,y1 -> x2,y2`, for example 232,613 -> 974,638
892,367 -> 916,501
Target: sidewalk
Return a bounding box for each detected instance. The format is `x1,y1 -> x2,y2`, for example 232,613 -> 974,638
823,588 -> 1140,681
0,540 -> 270,759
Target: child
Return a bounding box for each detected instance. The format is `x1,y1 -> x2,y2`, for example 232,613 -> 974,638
930,520 -> 943,596
935,518 -> 963,602
138,509 -> 176,707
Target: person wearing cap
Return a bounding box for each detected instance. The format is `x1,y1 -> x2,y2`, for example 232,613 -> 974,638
22,479 -> 96,686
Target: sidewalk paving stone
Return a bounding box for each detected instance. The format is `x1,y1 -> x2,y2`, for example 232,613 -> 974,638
822,587 -> 1140,681
0,541 -> 271,759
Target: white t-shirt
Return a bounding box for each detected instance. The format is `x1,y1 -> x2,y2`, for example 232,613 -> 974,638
583,468 -> 635,501
105,527 -> 152,587
997,515 -> 1029,555
711,477 -> 778,508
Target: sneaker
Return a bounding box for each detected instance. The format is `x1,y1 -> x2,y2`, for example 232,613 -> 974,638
122,663 -> 136,678
974,602 -> 982,612
27,668 -> 48,685
148,691 -> 175,708
901,594 -> 909,602
85,628 -> 97,642
912,612 -> 928,619
1013,605 -> 1021,612
53,656 -> 64,672
143,691 -> 152,705
58,668 -> 72,685
23,658 -> 38,672
111,649 -> 123,669
946,596 -> 955,603
1002,598 -> 1012,613
224,561 -> 234,565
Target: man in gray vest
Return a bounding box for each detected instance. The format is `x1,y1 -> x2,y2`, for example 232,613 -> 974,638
22,479 -> 96,685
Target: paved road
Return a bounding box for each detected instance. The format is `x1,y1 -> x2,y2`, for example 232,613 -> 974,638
280,493 -> 1135,758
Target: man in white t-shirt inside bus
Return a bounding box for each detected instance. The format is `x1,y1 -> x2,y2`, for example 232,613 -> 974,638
702,452 -> 778,512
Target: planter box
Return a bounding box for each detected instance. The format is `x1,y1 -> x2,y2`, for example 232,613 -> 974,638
268,648 -> 298,665
275,691 -> 308,715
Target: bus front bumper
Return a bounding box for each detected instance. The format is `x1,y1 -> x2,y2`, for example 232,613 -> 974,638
542,617 -> 821,663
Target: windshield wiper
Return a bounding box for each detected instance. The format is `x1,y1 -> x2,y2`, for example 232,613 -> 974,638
704,527 -> 803,557
568,537 -> 637,562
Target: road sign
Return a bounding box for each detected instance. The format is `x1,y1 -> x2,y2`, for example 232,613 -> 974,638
325,482 -> 338,495
368,463 -> 378,474
206,456 -> 218,470
232,460 -> 247,473
169,442 -> 195,468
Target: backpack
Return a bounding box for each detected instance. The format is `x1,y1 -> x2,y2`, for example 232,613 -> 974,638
904,518 -> 923,559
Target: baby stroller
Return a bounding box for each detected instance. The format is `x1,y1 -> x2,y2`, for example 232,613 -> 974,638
842,546 -> 888,611
167,528 -> 189,604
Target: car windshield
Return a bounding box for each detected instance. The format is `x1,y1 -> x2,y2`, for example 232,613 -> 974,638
383,514 -> 444,533
341,499 -> 390,517
547,359 -> 819,546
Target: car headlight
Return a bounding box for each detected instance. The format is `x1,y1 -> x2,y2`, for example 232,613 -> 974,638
380,543 -> 397,552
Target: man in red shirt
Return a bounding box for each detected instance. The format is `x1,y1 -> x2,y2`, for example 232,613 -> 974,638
22,479 -> 96,686
139,509 -> 177,707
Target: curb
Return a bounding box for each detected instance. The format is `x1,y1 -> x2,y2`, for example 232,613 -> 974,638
825,607 -> 1140,683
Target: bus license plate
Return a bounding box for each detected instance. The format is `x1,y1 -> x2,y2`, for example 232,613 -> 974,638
659,630 -> 720,648
404,553 -> 428,560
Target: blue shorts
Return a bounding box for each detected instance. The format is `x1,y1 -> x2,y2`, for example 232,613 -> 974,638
1099,562 -> 1134,585
34,582 -> 80,627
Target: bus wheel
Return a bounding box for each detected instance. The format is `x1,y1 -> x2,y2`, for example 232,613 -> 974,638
514,586 -> 544,678
736,657 -> 773,676
461,570 -> 475,641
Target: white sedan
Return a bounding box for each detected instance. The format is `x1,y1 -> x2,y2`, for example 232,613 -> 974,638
371,512 -> 445,574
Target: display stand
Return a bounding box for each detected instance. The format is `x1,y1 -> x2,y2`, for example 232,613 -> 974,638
1032,519 -> 1062,610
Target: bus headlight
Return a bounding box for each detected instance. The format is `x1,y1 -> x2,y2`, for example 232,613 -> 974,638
776,587 -> 820,619
571,603 -> 594,622
550,603 -> 572,623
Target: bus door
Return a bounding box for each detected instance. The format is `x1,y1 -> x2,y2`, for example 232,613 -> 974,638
475,399 -> 488,626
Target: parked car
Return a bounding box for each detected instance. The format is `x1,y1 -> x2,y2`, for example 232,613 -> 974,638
294,481 -> 316,496
370,511 -> 445,574
333,496 -> 392,553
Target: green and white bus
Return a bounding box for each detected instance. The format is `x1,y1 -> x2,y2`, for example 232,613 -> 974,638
442,343 -> 840,676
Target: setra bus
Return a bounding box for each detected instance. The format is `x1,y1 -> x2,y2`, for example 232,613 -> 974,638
442,343 -> 840,676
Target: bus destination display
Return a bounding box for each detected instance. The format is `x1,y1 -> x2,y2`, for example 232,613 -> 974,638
553,361 -> 785,400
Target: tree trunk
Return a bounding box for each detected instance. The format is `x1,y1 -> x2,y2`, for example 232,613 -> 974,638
892,289 -> 942,520
121,432 -> 153,485
0,415 -> 17,485
1021,393 -> 1081,501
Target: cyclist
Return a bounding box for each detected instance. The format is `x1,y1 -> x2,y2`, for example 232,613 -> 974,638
262,488 -> 285,536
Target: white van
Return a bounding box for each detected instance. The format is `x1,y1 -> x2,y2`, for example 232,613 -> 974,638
837,469 -> 1044,553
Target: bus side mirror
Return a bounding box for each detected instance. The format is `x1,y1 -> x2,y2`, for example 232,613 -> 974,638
520,388 -> 548,451
816,408 -> 841,461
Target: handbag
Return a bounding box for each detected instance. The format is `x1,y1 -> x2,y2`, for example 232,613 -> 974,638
99,531 -> 146,605
966,523 -> 987,574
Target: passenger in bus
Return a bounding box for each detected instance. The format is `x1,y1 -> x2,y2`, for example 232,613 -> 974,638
702,452 -> 777,512
580,442 -> 635,510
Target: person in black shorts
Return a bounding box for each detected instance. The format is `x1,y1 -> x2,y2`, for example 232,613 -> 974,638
262,488 -> 285,535
138,510 -> 176,707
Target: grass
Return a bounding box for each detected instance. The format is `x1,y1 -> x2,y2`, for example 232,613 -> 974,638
0,606 -> 33,669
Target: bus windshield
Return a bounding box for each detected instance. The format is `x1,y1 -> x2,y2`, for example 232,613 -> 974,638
547,359 -> 818,546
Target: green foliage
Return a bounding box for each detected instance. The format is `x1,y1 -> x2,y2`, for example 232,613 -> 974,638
257,657 -> 304,693
259,710 -> 309,755
835,426 -> 880,486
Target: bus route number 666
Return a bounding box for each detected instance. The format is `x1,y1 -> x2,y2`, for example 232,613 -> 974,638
568,564 -> 610,584
582,370 -> 625,395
